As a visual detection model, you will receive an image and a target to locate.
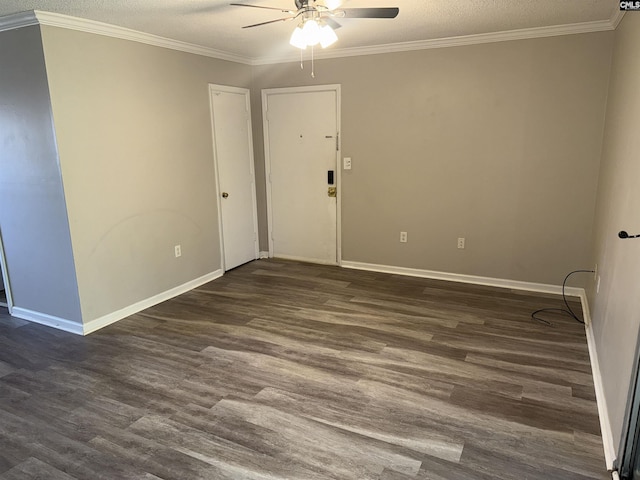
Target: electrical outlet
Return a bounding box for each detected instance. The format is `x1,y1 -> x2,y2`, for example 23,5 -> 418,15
400,231 -> 407,243
175,245 -> 182,258
457,237 -> 465,249
343,157 -> 352,170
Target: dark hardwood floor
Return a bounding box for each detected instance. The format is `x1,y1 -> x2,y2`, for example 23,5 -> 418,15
0,259 -> 608,479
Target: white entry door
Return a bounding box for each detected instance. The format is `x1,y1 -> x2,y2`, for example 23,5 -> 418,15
209,85 -> 259,271
263,85 -> 340,265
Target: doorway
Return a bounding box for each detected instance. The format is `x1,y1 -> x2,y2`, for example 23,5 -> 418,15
0,230 -> 12,310
262,85 -> 341,265
209,84 -> 259,271
618,334 -> 640,479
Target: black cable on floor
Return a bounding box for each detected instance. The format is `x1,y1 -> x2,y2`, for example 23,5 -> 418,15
531,269 -> 594,326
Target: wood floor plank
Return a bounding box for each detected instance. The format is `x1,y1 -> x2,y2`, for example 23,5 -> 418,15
1,457 -> 76,480
0,259 -> 608,479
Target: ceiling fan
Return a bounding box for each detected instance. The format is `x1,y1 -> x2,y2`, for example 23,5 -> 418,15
230,0 -> 399,49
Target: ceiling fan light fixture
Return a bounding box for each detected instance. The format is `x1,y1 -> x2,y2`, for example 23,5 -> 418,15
319,24 -> 337,48
234,1 -> 399,75
290,26 -> 307,49
301,19 -> 321,46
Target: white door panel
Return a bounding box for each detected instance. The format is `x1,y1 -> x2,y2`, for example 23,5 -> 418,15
210,85 -> 258,271
264,88 -> 339,264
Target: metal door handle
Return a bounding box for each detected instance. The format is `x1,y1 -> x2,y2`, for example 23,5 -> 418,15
328,187 -> 337,197
222,192 -> 229,198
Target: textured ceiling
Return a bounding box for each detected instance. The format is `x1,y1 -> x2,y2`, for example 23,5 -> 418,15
0,0 -> 619,61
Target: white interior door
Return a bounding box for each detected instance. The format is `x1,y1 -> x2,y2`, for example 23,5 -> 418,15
210,85 -> 259,271
263,86 -> 340,265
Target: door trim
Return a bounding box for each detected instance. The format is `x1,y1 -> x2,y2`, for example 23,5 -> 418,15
208,83 -> 259,272
262,84 -> 342,265
0,229 -> 14,312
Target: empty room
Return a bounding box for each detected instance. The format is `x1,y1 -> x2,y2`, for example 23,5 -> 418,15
0,1 -> 638,479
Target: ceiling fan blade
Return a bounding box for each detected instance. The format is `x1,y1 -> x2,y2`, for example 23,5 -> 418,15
339,7 -> 399,19
242,17 -> 294,28
230,3 -> 295,14
324,17 -> 342,30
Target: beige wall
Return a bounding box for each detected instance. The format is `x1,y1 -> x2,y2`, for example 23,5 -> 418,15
252,32 -> 612,285
588,13 -> 640,457
40,26 -> 252,322
0,26 -> 82,323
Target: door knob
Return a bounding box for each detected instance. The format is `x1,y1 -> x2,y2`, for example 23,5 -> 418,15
328,187 -> 337,198
222,192 -> 229,198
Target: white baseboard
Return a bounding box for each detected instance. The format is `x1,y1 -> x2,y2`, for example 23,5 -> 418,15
583,304 -> 616,470
578,289 -> 592,328
259,251 -> 269,259
340,261 -> 583,297
82,269 -> 224,335
10,307 -> 84,335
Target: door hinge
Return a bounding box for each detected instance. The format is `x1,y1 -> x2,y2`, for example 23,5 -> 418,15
336,133 -> 339,151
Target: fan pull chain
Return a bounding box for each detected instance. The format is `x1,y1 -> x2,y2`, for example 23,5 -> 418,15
311,45 -> 315,78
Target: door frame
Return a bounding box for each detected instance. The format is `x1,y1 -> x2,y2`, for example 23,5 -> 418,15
208,83 -> 260,271
618,330 -> 640,477
0,228 -> 13,312
262,84 -> 342,265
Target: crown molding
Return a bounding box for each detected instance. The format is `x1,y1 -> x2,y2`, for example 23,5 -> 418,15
0,10 -> 252,65
253,18 -> 619,65
611,9 -> 626,29
0,8 -> 625,67
0,11 -> 38,32
33,11 -> 253,65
